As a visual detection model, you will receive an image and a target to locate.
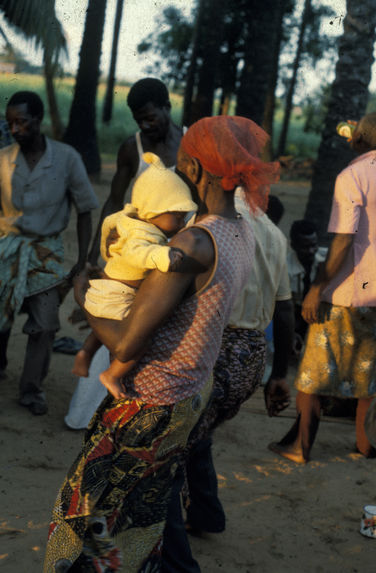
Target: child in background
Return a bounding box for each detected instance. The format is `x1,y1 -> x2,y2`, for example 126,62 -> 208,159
72,152 -> 197,399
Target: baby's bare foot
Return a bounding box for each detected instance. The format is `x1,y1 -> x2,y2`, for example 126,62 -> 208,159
72,349 -> 91,377
99,371 -> 126,400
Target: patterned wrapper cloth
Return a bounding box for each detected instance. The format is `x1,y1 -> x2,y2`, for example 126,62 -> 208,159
0,233 -> 66,331
44,378 -> 212,573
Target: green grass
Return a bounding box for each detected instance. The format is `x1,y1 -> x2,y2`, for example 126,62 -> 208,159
0,73 -> 320,161
272,111 -> 321,160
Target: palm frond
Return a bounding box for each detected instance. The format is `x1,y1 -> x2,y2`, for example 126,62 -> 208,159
0,0 -> 67,61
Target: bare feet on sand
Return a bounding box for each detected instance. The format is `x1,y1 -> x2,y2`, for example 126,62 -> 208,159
268,442 -> 307,464
99,370 -> 126,400
72,349 -> 92,377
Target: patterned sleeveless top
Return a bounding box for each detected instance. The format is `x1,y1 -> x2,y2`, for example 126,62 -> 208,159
125,214 -> 255,405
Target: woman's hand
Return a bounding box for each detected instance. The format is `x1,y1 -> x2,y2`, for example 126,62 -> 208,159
301,284 -> 322,324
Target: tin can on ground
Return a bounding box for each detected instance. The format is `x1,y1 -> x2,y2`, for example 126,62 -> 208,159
360,505 -> 376,538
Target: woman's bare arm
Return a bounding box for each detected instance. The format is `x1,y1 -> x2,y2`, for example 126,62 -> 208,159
74,226 -> 215,362
302,233 -> 354,323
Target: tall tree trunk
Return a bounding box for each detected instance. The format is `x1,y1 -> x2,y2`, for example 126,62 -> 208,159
43,46 -> 64,140
216,5 -> 242,119
64,0 -> 107,175
236,0 -> 281,126
102,0 -> 124,124
189,0 -> 225,124
182,0 -> 204,126
277,0 -> 311,158
262,0 -> 286,161
304,0 -> 376,244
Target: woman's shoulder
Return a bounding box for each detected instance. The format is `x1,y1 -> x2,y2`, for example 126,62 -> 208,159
169,225 -> 215,269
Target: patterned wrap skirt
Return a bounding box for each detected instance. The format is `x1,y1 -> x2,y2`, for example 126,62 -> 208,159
0,233 -> 65,331
295,303 -> 376,399
188,327 -> 267,446
43,377 -> 212,573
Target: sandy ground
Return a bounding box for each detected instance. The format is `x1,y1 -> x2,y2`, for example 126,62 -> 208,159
1,166 -> 375,572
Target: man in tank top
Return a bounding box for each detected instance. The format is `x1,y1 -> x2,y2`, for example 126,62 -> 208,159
88,78 -> 184,266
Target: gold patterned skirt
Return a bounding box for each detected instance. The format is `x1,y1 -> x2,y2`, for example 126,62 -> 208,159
295,303 -> 376,399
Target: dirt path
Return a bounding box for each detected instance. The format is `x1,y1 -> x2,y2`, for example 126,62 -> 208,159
1,167 -> 374,572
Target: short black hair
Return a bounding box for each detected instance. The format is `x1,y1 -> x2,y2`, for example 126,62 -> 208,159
7,91 -> 44,120
127,78 -> 170,113
290,219 -> 317,242
266,195 -> 284,225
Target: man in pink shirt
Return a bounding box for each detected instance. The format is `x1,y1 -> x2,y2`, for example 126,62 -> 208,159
269,112 -> 376,463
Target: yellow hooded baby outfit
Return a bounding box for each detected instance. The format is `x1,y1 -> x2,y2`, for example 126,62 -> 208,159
84,153 -> 197,319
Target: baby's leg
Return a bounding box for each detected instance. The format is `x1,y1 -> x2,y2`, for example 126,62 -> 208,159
72,331 -> 102,377
99,358 -> 137,400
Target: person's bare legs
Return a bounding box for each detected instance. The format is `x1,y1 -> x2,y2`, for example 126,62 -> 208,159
356,397 -> 376,458
269,391 -> 321,463
72,331 -> 102,377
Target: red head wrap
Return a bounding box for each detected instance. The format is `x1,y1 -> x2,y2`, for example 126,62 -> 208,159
181,116 -> 280,211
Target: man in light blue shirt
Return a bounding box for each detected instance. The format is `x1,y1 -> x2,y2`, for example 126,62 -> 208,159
0,91 -> 98,415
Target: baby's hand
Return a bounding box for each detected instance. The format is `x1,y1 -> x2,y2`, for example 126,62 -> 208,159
168,248 -> 184,271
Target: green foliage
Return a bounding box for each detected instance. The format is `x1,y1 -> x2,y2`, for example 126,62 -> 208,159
137,6 -> 193,87
302,2 -> 337,66
273,108 -> 321,159
278,0 -> 337,102
0,0 -> 67,63
301,83 -> 331,134
0,72 -> 46,111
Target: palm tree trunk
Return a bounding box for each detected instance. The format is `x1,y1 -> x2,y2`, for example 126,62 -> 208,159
277,0 -> 311,158
64,0 -> 107,175
43,46 -> 64,140
236,0 -> 282,126
102,0 -> 124,124
182,0 -> 204,126
304,0 -> 376,243
262,0 -> 286,161
216,9 -> 240,119
189,0 -> 225,123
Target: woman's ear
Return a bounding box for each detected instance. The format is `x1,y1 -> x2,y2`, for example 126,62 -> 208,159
187,157 -> 203,184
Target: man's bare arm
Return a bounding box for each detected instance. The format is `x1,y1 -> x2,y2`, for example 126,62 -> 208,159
88,140 -> 137,265
302,233 -> 354,323
76,227 -> 215,362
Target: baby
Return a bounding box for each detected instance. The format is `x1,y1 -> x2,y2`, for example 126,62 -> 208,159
73,152 -> 197,398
